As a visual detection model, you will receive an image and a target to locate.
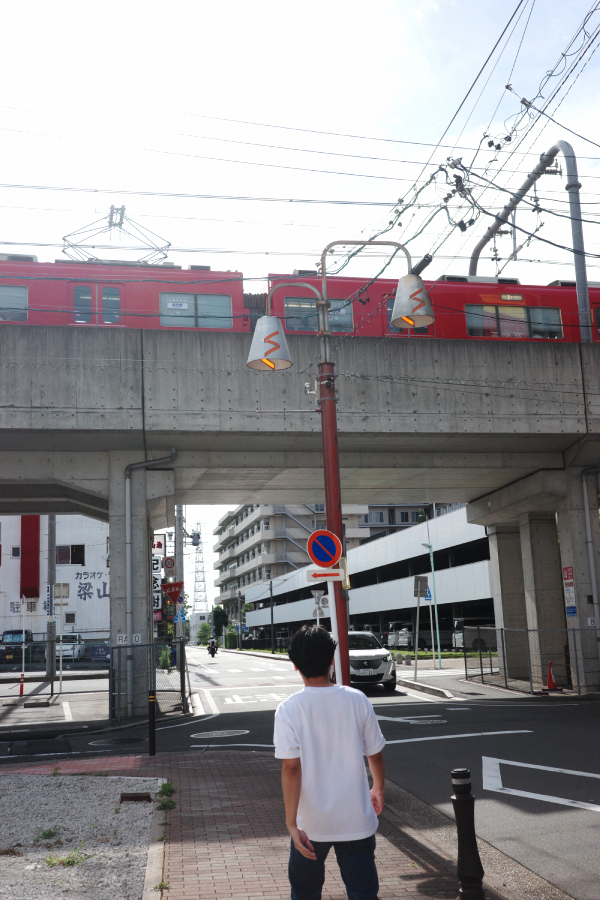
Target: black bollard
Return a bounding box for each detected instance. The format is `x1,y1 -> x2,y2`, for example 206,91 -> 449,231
451,768 -> 485,899
149,690 -> 156,757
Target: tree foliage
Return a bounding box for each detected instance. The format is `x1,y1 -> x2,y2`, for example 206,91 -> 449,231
197,622 -> 212,645
212,605 -> 229,637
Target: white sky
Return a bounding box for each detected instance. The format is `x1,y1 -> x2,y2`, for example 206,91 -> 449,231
4,1 -> 600,601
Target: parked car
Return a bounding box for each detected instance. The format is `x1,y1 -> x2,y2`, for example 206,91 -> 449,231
347,631 -> 396,692
45,635 -> 86,662
0,630 -> 44,664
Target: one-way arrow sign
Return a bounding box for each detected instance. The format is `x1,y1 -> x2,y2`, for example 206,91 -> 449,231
306,568 -> 343,582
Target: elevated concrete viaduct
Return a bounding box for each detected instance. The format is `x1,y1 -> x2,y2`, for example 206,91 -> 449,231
1,324 -> 599,703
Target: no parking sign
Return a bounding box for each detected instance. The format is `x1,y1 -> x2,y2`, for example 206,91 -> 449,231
307,530 -> 342,568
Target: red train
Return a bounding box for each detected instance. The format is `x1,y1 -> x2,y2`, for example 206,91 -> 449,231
0,254 -> 598,343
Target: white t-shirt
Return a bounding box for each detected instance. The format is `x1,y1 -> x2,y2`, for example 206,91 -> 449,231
273,684 -> 385,842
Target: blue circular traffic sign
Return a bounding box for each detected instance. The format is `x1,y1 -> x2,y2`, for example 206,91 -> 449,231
307,530 -> 342,568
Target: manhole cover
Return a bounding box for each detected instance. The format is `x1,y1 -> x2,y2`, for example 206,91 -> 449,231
89,737 -> 149,746
190,729 -> 249,739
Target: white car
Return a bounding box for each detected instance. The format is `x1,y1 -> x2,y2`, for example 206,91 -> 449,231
45,635 -> 86,662
347,631 -> 396,692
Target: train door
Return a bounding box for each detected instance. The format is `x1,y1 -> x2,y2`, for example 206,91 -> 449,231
69,282 -> 125,326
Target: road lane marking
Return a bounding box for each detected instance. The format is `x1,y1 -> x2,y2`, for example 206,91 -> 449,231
385,730 -> 532,745
377,714 -> 445,723
482,756 -> 600,813
196,682 -> 302,692
191,693 -> 205,715
202,690 -> 220,715
62,702 -> 73,722
157,713 -> 218,731
228,669 -> 244,673
191,743 -> 274,749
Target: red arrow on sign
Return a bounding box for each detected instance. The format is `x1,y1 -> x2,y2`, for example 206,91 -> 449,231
306,569 -> 342,582
162,581 -> 184,602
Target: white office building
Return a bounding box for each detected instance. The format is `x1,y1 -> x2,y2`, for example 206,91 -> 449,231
0,514 -> 110,638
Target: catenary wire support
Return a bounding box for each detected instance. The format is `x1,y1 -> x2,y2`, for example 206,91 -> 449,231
468,140 -> 591,341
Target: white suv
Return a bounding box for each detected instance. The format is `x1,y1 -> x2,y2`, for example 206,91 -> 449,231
348,631 -> 396,692
45,635 -> 86,662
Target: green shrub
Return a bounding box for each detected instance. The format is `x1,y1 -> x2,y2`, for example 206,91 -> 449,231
158,646 -> 171,669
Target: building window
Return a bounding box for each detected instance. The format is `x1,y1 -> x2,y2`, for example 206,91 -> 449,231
65,612 -> 76,624
159,292 -> 233,329
411,511 -> 418,522
363,512 -> 385,524
56,545 -> 85,565
399,512 -> 409,523
0,285 -> 28,322
313,504 -> 325,513
11,546 -> 20,558
261,519 -> 270,530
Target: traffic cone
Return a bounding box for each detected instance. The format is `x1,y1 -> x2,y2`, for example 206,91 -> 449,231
547,661 -> 562,691
19,672 -> 24,696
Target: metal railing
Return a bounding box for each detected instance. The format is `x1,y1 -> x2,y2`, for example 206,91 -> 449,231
463,626 -> 600,694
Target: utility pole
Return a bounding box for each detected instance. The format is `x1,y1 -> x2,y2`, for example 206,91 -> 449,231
270,579 -> 275,655
46,514 -> 56,682
237,590 -> 242,650
175,505 -> 184,642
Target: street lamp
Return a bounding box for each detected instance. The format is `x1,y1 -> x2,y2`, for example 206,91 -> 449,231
422,542 -> 442,669
247,240 -> 435,685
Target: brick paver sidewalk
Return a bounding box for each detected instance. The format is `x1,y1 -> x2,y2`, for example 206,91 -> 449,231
0,752 -> 459,899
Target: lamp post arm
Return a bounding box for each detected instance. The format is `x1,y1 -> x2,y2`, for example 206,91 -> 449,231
265,281 -> 323,316
319,240 -> 413,304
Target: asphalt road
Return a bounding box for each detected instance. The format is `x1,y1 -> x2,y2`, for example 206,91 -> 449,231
2,647 -> 600,899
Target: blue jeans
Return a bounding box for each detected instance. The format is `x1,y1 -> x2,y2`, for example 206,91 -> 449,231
288,834 -> 379,900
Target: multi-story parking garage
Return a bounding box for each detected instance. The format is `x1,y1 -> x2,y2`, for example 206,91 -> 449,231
245,506 -> 493,643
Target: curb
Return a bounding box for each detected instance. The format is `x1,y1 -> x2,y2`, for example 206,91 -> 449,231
142,777 -> 167,899
396,676 -> 454,699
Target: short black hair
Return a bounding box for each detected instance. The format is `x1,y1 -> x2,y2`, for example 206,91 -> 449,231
288,625 -> 337,678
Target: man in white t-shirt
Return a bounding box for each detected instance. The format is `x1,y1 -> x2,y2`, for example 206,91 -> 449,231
274,625 -> 385,900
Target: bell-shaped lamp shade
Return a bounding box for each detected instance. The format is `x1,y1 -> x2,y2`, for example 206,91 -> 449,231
247,315 -> 293,370
390,273 -> 435,329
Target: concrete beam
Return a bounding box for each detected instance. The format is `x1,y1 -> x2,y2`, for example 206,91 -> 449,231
0,481 -> 109,521
466,470 -> 568,526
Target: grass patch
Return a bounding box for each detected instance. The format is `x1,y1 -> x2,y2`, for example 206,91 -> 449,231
154,882 -> 169,891
157,797 -> 176,811
38,827 -> 59,840
157,781 -> 175,798
51,765 -> 61,777
44,843 -> 93,868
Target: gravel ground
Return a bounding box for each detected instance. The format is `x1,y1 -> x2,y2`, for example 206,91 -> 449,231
0,774 -> 160,900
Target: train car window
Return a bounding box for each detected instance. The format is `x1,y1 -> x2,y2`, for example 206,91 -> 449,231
465,305 -> 499,337
386,297 -> 429,334
160,292 -> 195,327
101,287 -> 120,324
0,285 -> 27,322
466,304 -> 562,339
73,286 -> 92,324
284,297 -> 319,331
284,297 -> 352,332
497,306 -> 528,339
529,307 -> 562,339
196,294 -> 232,329
327,299 -> 353,332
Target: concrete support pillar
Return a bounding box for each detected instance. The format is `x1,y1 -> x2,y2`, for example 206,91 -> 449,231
519,512 -> 566,687
109,452 -> 151,716
556,470 -> 600,691
487,525 -> 528,678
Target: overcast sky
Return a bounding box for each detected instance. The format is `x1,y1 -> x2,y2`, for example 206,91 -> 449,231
3,0 -> 600,602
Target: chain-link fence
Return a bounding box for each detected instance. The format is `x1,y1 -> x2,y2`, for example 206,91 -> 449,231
109,641 -> 188,723
0,635 -> 110,698
463,626 -> 600,694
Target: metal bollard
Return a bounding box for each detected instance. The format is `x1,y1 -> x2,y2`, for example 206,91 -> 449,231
451,768 -> 485,899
